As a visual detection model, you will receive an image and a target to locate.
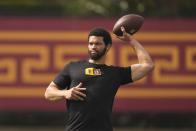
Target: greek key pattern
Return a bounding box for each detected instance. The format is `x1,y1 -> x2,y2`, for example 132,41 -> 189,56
120,45 -> 196,84
1,44 -> 196,85
0,45 -> 55,83
0,31 -> 196,98
0,44 -> 114,84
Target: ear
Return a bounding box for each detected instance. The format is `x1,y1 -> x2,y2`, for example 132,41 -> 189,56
106,44 -> 112,52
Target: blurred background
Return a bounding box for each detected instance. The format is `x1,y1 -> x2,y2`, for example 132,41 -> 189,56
0,0 -> 196,131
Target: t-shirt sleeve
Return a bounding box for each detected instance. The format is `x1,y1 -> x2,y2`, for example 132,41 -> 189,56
118,66 -> 133,85
53,63 -> 71,89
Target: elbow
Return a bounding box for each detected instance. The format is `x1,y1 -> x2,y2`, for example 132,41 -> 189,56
44,82 -> 64,102
44,88 -> 54,101
44,89 -> 50,100
147,62 -> 155,73
44,88 -> 61,102
44,92 -> 56,102
150,62 -> 155,71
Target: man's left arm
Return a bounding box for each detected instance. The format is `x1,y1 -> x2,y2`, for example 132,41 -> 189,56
116,27 -> 154,81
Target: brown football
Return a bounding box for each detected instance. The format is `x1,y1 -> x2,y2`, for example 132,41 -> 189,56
113,14 -> 144,36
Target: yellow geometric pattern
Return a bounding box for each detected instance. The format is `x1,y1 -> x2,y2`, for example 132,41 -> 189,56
0,45 -> 55,83
0,58 -> 17,83
0,31 -> 195,41
151,46 -> 196,84
186,46 -> 196,70
1,87 -> 196,98
54,44 -> 115,69
0,31 -> 196,98
120,45 -> 196,84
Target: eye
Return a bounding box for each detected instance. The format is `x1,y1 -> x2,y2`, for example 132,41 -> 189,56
96,42 -> 101,45
89,42 -> 93,46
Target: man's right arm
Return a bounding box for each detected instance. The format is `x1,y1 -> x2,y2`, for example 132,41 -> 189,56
44,82 -> 66,102
45,82 -> 86,102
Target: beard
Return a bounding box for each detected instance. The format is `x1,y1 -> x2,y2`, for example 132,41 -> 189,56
88,47 -> 107,60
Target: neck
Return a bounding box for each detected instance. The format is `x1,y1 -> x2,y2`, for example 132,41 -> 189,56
89,56 -> 106,65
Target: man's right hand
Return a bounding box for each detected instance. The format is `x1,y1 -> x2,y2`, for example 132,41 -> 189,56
64,83 -> 86,101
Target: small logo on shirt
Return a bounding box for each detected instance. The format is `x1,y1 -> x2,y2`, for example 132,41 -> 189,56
85,68 -> 101,75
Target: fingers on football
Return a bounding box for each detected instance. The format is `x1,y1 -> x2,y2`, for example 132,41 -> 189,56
121,26 -> 125,32
121,26 -> 128,35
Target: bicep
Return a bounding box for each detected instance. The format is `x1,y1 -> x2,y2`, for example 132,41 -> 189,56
48,81 -> 68,91
53,64 -> 71,89
45,81 -> 67,101
49,81 -> 60,90
45,82 -> 59,94
131,63 -> 153,81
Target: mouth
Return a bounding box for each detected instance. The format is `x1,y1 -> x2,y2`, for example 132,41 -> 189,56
91,50 -> 98,54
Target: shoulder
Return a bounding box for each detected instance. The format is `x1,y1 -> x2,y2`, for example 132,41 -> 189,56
107,65 -> 131,70
104,65 -> 131,74
110,65 -> 131,76
109,66 -> 133,84
64,60 -> 88,69
68,60 -> 87,66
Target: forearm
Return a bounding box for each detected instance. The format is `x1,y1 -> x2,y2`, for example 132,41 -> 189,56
45,82 -> 67,102
45,89 -> 65,102
116,26 -> 154,81
129,38 -> 154,81
45,82 -> 87,102
129,38 -> 153,65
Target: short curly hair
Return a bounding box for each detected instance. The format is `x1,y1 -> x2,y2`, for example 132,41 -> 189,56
88,28 -> 112,46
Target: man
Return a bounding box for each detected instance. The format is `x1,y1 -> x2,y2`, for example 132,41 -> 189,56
45,27 -> 154,131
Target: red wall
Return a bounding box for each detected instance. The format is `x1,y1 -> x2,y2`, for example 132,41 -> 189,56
0,17 -> 196,112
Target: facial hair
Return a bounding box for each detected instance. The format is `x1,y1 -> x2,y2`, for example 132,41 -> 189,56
88,47 -> 107,60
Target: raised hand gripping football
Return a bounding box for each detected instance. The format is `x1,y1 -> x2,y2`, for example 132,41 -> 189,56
113,14 -> 144,36
115,26 -> 134,42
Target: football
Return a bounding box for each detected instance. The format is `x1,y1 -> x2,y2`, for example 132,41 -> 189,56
113,14 -> 144,36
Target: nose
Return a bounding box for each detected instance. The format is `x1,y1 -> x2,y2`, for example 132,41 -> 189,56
91,44 -> 97,49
